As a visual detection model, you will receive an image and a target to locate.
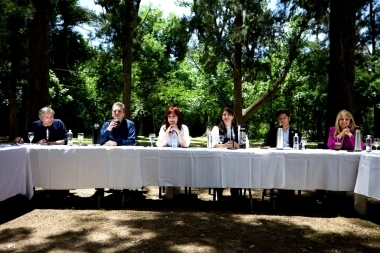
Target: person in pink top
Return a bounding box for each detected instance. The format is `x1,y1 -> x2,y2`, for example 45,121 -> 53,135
327,110 -> 364,150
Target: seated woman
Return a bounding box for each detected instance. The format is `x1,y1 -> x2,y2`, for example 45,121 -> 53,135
210,107 -> 248,200
327,110 -> 364,150
156,106 -> 191,199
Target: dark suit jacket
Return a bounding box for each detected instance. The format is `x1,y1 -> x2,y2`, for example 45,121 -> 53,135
24,119 -> 67,143
262,127 -> 302,149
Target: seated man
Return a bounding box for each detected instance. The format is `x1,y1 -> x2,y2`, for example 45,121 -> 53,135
97,102 -> 136,204
262,109 -> 301,149
14,107 -> 69,197
15,107 -> 67,145
262,109 -> 302,200
100,102 -> 136,146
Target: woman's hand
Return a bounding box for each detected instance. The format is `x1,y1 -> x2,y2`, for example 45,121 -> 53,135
168,125 -> 180,135
224,141 -> 239,149
340,128 -> 352,138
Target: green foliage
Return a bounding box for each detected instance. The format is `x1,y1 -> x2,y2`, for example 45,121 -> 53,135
1,0 -> 380,142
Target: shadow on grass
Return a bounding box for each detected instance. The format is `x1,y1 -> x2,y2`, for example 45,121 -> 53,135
0,189 -> 379,252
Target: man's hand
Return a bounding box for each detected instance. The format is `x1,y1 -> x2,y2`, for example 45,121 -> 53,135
37,139 -> 48,144
14,137 -> 24,144
104,140 -> 117,146
107,120 -> 119,131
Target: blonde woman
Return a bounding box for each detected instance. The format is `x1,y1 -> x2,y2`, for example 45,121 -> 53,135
327,110 -> 364,150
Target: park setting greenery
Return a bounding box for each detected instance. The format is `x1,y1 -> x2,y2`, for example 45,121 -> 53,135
1,2 -> 380,252
0,0 -> 379,144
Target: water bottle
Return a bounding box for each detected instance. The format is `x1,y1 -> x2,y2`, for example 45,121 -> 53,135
207,133 -> 213,149
293,133 -> 299,150
67,130 -> 73,146
171,132 -> 178,148
92,123 -> 100,146
366,135 -> 372,152
239,128 -> 247,149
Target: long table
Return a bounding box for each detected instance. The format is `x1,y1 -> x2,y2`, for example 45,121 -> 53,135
27,146 -> 362,192
0,145 -> 33,201
4,145 -> 378,216
354,152 -> 380,215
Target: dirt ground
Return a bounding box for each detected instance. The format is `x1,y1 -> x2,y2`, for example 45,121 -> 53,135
1,187 -> 380,253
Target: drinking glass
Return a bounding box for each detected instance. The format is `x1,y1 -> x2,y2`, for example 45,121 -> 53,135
149,133 -> 156,147
27,132 -> 34,145
78,133 -> 84,146
301,137 -> 307,149
334,137 -> 342,151
373,138 -> 379,151
219,135 -> 224,148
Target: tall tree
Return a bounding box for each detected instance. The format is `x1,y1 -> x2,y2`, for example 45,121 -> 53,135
96,0 -> 141,119
233,0 -> 243,124
123,0 -> 141,119
8,10 -> 25,140
326,0 -> 356,127
27,0 -> 50,125
0,0 -> 30,139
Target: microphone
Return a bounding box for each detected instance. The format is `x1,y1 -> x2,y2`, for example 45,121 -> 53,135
231,124 -> 235,148
112,119 -> 120,129
227,124 -> 237,150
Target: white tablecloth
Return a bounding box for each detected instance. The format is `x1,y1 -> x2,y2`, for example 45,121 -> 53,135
354,152 -> 380,215
0,145 -> 33,201
28,146 -> 143,189
27,146 -> 362,192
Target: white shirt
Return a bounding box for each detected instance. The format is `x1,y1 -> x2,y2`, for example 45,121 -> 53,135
211,125 -> 249,148
156,124 -> 191,147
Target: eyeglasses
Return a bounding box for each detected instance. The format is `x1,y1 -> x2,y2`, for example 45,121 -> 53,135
339,118 -> 351,122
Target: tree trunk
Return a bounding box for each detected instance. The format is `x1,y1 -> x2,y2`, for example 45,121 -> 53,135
326,0 -> 355,131
370,0 -> 378,137
8,12 -> 25,140
370,0 -> 376,55
375,106 -> 380,137
27,0 -> 50,126
9,49 -> 20,141
233,3 -> 243,125
122,0 -> 141,119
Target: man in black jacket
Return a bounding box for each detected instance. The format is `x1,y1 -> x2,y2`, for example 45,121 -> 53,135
262,110 -> 302,201
262,110 -> 302,148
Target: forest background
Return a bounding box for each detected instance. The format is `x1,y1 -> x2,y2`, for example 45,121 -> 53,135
0,0 -> 379,143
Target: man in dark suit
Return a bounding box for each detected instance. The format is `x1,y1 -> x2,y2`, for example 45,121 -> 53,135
262,110 -> 302,202
262,110 -> 302,148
